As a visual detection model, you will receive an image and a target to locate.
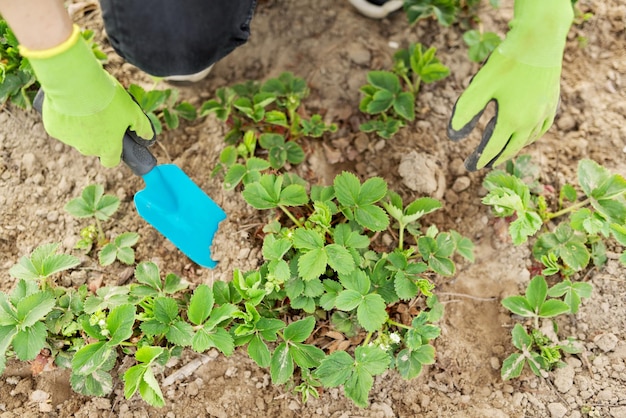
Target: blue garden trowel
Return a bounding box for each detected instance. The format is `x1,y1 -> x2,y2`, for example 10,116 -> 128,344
34,90 -> 226,268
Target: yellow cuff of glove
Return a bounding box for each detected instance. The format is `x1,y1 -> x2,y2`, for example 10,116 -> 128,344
19,24 -> 81,60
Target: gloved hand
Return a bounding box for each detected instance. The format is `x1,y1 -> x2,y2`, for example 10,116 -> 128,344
448,0 -> 574,171
20,25 -> 154,167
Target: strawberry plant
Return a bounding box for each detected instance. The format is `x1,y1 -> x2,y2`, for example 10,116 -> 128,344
127,84 -> 197,135
402,0 -> 500,27
463,28 -> 501,62
403,0 -> 458,26
1,163 -> 473,409
0,243 -> 80,373
235,170 -> 472,406
65,184 -> 140,266
203,73 -> 472,405
359,42 -> 450,139
1,68 -> 475,408
400,1 -> 501,63
201,73 -> 336,189
483,156 -> 624,381
200,71 -> 336,144
482,157 -> 626,275
8,243 -> 80,290
500,276 -> 588,380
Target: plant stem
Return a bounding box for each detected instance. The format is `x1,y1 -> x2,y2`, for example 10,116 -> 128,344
95,217 -> 106,244
546,198 -> 590,220
362,331 -> 374,346
279,205 -> 303,228
40,277 -> 51,292
412,74 -> 422,97
400,74 -> 414,93
386,319 -> 412,330
398,224 -> 405,251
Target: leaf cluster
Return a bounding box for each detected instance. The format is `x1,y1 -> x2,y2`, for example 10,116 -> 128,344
402,0 -> 500,27
501,276 -> 589,380
462,29 -> 501,63
201,72 -> 335,143
202,73 -> 336,187
65,184 -> 140,266
482,157 -> 626,276
2,66 -> 479,409
200,72 -> 474,407
235,170 -> 473,405
1,243 -> 445,409
359,43 -> 449,139
127,84 -> 197,135
0,19 -> 36,108
2,243 -> 81,373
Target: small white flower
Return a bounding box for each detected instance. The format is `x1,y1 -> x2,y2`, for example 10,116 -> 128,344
389,333 -> 401,344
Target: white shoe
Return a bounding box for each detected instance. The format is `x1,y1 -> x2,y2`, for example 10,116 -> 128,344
348,0 -> 404,19
163,64 -> 214,83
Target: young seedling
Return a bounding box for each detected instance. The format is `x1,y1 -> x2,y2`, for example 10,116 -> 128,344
359,43 -> 449,139
127,84 -> 197,135
483,157 -> 623,383
502,276 -> 570,330
201,71 -> 336,144
402,0 -> 500,28
8,243 -> 80,289
0,243 -> 80,374
99,232 -> 140,266
65,184 -> 141,266
501,276 -> 587,379
482,157 -> 626,276
201,73 -> 336,188
359,70 -> 414,139
65,184 -> 120,246
463,28 -> 502,62
403,0 -> 458,27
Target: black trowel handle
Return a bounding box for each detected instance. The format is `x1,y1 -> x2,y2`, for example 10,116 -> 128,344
33,89 -> 157,177
121,132 -> 157,176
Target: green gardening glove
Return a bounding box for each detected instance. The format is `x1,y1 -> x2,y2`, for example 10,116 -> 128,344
20,25 -> 154,167
448,0 -> 574,171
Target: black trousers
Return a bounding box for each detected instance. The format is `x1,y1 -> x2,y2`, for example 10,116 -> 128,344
99,0 -> 257,77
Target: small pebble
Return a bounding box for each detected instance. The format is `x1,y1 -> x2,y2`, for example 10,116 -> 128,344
29,390 -> 49,403
548,402 -> 568,418
21,153 -> 37,175
346,42 -> 371,65
452,176 -> 471,192
594,333 -> 618,352
489,357 -> 500,370
553,363 -> 575,393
